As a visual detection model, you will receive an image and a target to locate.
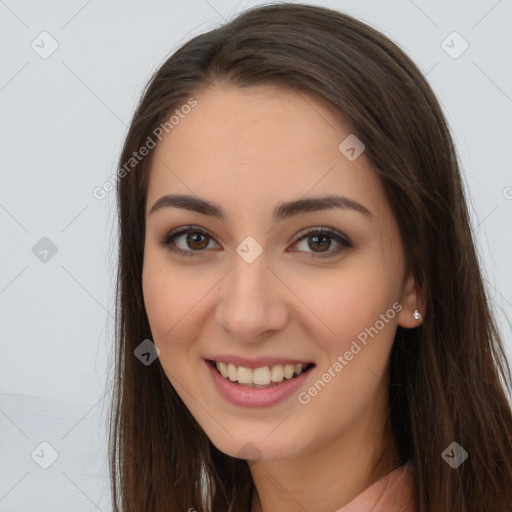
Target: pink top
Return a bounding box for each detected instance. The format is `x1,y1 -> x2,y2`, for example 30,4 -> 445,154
334,463 -> 415,512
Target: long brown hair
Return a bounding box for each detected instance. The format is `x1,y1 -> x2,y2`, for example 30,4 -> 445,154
109,3 -> 512,511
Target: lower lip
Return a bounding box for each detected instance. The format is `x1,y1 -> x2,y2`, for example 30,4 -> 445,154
206,360 -> 314,407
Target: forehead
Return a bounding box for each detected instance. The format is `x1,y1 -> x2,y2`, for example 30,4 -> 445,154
145,83 -> 387,223
153,83 -> 350,166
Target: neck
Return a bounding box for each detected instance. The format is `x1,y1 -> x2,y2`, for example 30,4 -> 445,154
249,397 -> 400,512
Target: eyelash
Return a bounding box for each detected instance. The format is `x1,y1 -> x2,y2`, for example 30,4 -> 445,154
159,225 -> 353,258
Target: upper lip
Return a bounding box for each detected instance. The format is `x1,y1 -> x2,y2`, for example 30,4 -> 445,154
206,355 -> 315,369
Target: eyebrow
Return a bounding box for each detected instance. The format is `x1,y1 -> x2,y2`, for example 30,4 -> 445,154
148,194 -> 373,222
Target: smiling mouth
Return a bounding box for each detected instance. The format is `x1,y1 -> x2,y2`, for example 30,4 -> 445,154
207,359 -> 315,388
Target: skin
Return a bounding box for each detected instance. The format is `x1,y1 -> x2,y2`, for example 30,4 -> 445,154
142,83 -> 424,512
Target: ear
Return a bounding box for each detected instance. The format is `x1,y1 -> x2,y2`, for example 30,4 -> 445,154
396,272 -> 426,328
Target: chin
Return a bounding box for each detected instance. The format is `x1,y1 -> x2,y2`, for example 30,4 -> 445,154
206,431 -> 302,463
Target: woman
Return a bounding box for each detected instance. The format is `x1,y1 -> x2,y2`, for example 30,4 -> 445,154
109,3 -> 512,511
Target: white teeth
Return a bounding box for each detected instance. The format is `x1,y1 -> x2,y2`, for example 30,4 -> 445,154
283,364 -> 295,379
227,363 -> 238,381
253,366 -> 271,385
270,364 -> 284,382
217,361 -> 228,378
237,366 -> 253,384
213,360 -> 310,386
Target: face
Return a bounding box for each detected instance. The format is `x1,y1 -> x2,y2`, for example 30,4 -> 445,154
142,83 -> 420,463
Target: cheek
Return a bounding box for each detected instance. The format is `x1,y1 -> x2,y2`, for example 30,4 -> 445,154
298,262 -> 400,351
142,260 -> 170,338
301,292 -> 397,434
142,253 -> 201,346
295,262 -> 400,411
142,265 -> 195,391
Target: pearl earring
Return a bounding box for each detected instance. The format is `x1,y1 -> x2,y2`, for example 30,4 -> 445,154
412,309 -> 421,320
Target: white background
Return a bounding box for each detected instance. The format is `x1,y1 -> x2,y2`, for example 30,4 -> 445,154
1,0 -> 511,510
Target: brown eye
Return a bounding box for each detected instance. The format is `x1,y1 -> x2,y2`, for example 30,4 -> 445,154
291,227 -> 353,258
185,232 -> 209,250
161,226 -> 220,256
307,233 -> 331,252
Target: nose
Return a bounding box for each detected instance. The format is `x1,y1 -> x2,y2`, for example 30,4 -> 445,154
214,251 -> 289,343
